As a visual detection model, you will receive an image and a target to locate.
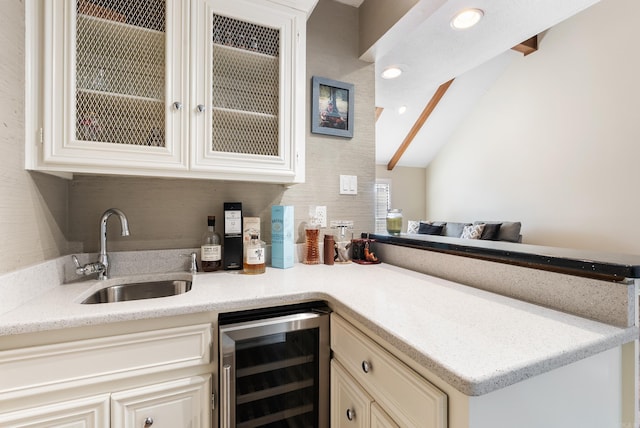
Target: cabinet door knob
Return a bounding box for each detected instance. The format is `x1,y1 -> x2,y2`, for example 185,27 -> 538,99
144,417 -> 154,427
173,101 -> 183,111
346,408 -> 355,421
361,360 -> 371,373
196,104 -> 206,113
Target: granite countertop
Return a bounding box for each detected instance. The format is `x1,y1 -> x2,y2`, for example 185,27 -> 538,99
0,262 -> 636,396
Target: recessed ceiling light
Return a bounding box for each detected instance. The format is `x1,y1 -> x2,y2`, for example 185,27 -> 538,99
450,8 -> 484,30
398,105 -> 407,115
381,66 -> 402,79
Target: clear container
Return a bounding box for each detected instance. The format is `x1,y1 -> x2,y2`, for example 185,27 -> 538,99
304,226 -> 320,264
386,209 -> 403,235
243,234 -> 266,274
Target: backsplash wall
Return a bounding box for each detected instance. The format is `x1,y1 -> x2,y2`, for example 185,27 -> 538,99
69,0 -> 375,253
0,2 -> 71,275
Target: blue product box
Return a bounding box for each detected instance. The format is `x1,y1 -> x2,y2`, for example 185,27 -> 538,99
271,205 -> 294,269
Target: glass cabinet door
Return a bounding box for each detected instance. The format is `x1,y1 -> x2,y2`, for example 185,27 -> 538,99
191,0 -> 304,182
42,0 -> 188,171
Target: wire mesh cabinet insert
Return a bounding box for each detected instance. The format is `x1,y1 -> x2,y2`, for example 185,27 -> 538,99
30,0 -> 189,174
26,0 -> 312,183
190,0 -> 307,183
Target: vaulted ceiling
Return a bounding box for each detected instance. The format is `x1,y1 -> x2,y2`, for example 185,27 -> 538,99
335,0 -> 600,168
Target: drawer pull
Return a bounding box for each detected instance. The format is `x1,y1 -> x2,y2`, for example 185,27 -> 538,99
144,417 -> 154,427
346,408 -> 355,421
361,360 -> 372,373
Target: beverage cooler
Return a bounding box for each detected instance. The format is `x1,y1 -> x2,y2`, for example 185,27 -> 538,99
218,302 -> 331,428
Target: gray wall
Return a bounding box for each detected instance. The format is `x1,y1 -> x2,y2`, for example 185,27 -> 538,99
0,2 -> 71,275
69,0 -> 376,254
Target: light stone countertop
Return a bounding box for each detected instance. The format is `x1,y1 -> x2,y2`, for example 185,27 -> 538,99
0,261 -> 636,396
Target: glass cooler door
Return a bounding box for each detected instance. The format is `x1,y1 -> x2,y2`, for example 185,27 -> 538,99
219,306 -> 330,428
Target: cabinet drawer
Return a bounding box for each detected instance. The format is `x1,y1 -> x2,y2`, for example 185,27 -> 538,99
331,315 -> 447,428
0,324 -> 212,397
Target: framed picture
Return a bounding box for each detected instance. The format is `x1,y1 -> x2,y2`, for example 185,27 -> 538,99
311,76 -> 354,138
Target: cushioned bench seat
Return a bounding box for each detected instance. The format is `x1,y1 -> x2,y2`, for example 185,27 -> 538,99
407,220 -> 522,242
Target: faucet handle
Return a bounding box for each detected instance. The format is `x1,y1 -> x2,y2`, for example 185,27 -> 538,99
180,252 -> 199,274
72,255 -> 105,276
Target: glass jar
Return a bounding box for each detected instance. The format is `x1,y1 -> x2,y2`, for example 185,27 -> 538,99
386,209 -> 403,235
304,226 -> 320,264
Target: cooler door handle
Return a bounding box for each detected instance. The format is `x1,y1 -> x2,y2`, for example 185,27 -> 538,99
221,364 -> 231,428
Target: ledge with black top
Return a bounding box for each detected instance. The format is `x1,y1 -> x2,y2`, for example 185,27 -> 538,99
368,232 -> 640,281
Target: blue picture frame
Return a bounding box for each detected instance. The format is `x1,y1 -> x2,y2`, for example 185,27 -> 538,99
311,76 -> 354,138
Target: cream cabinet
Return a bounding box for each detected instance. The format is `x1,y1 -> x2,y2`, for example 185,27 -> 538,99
0,394 -> 110,428
331,360 -> 372,428
370,403 -> 400,428
26,0 -> 315,183
331,359 -> 399,428
111,376 -> 211,428
331,314 -> 447,428
0,323 -> 213,428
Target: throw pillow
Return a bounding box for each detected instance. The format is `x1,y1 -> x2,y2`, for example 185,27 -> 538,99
480,223 -> 501,240
407,220 -> 424,234
418,223 -> 444,235
497,222 -> 522,242
443,222 -> 471,238
460,224 -> 485,239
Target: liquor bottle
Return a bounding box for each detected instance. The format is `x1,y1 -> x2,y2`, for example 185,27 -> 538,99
201,216 -> 222,272
243,234 -> 266,274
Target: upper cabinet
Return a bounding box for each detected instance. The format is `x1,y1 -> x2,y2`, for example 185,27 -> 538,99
25,0 -> 317,184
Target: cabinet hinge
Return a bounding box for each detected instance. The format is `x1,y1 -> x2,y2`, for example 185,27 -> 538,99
211,393 -> 215,411
39,127 -> 43,144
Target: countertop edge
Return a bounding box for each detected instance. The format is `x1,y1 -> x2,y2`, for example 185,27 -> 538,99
0,263 -> 636,398
325,295 -> 638,396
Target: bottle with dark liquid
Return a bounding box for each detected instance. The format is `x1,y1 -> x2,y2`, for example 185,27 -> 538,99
201,216 -> 222,272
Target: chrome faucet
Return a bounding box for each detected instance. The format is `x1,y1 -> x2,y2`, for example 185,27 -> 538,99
98,208 -> 130,280
72,208 -> 130,280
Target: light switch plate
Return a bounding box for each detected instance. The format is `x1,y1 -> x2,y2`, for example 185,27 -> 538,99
339,175 -> 357,195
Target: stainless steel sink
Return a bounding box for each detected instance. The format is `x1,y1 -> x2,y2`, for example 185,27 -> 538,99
81,279 -> 192,304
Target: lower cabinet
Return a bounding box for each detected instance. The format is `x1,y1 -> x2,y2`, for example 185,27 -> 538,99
0,376 -> 210,428
331,360 -> 399,428
0,323 -> 213,428
370,403 -> 400,428
331,360 -> 372,428
0,393 -> 110,427
111,376 -> 211,428
331,314 -> 447,428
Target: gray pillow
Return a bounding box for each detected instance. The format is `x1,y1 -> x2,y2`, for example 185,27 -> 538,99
497,222 -> 521,242
442,222 -> 471,238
